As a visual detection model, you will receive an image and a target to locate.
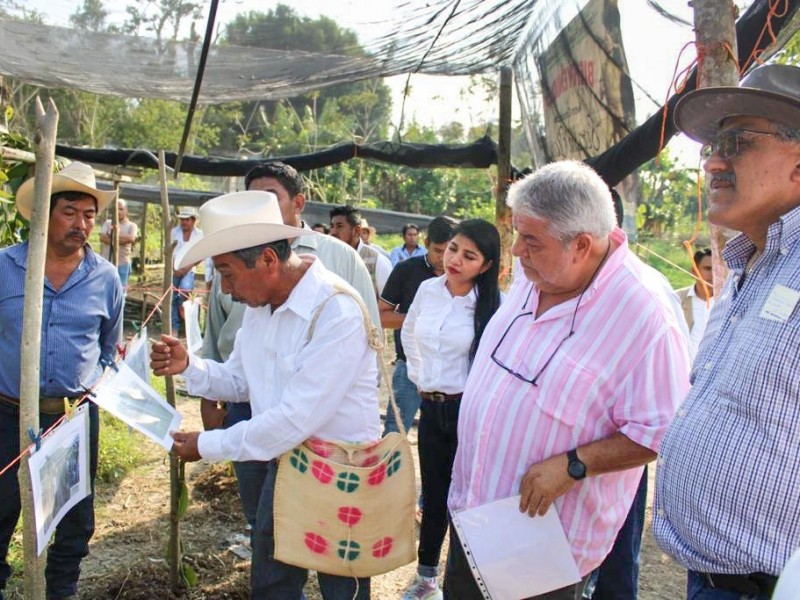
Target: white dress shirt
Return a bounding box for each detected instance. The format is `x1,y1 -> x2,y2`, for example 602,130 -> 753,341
688,284 -> 715,357
185,257 -> 381,462
401,275 -> 477,394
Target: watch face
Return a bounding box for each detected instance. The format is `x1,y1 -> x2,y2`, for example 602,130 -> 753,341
568,460 -> 586,479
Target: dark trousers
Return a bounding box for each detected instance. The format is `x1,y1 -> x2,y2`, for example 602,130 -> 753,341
443,525 -> 587,599
417,398 -> 460,573
248,460 -> 370,599
0,401 -> 99,600
584,467 -> 648,599
225,403 -> 263,528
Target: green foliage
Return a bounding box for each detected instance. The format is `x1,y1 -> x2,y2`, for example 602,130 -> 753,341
637,150 -> 702,237
97,410 -> 144,483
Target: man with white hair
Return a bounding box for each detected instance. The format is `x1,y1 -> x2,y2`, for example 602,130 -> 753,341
444,161 -> 690,599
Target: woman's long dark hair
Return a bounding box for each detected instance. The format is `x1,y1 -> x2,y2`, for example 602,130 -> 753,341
452,219 -> 502,362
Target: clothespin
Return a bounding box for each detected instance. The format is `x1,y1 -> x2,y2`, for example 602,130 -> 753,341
116,343 -> 127,359
100,357 -> 120,373
63,396 -> 77,418
81,385 -> 97,399
131,322 -> 141,334
27,427 -> 42,452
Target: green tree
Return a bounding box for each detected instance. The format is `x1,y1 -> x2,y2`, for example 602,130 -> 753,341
636,149 -> 699,237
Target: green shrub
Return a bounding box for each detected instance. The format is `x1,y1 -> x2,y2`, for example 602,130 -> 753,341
97,411 -> 144,483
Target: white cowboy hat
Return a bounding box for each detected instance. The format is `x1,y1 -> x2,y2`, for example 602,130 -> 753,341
175,191 -> 310,270
176,207 -> 199,219
15,161 -> 117,220
675,63 -> 800,143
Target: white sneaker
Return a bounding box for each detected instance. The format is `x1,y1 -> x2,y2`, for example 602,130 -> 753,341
402,575 -> 443,600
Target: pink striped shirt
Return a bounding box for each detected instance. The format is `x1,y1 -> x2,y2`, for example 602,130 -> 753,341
449,229 -> 690,575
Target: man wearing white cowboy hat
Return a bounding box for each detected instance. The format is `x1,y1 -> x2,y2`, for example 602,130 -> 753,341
0,161 -> 123,600
151,190 -> 380,599
654,63 -> 800,599
171,206 -> 203,333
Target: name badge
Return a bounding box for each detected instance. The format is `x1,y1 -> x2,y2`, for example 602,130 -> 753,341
760,284 -> 800,323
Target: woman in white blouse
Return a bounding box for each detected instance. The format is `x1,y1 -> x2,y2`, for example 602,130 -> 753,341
401,219 -> 502,600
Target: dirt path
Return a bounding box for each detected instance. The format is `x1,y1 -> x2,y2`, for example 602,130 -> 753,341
8,392 -> 687,599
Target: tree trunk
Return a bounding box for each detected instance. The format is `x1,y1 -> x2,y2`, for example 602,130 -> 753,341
692,0 -> 738,296
496,66 -> 514,290
19,96 -> 59,600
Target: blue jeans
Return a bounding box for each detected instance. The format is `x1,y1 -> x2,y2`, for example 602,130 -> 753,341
383,360 -> 421,435
686,571 -> 771,600
583,467 -> 647,599
248,459 -> 370,599
117,262 -> 132,292
172,272 -> 195,333
0,401 -> 99,600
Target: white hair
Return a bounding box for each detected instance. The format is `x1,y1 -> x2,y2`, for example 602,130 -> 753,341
118,198 -> 127,208
506,161 -> 616,243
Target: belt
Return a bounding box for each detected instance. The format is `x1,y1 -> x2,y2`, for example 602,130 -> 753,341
0,392 -> 79,415
700,572 -> 777,596
419,391 -> 463,403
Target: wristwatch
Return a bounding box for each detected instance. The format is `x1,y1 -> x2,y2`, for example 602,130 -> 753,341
567,448 -> 587,480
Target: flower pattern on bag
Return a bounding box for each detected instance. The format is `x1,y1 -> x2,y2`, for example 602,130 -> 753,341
337,540 -> 361,561
304,532 -> 328,554
289,449 -> 309,474
367,463 -> 387,486
386,451 -> 403,477
337,506 -> 362,526
312,461 -> 335,484
336,471 -> 360,493
372,537 -> 393,558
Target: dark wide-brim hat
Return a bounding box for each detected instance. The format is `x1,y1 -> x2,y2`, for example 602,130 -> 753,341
675,64 -> 800,144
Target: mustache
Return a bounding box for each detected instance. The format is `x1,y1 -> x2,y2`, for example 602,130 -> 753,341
709,172 -> 735,186
67,230 -> 87,241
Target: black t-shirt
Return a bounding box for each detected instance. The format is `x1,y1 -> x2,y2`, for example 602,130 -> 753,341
380,255 -> 437,361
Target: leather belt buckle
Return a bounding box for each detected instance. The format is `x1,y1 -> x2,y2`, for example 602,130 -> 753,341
430,392 -> 447,402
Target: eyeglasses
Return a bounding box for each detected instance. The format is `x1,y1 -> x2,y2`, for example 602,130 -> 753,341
491,242 -> 611,386
490,283 -> 583,387
700,128 -> 782,160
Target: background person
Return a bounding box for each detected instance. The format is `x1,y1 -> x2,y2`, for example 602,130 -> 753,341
329,204 -> 392,296
390,223 -> 427,266
401,219 -> 501,600
379,216 -> 457,435
360,218 -> 390,258
170,207 -> 203,334
98,198 -> 138,297
0,162 -> 123,600
675,247 -> 714,359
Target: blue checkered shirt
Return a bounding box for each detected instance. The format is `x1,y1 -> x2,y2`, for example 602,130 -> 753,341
654,206 -> 800,576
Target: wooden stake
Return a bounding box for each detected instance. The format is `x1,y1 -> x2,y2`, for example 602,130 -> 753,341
19,96 -> 58,600
496,66 -> 514,290
158,150 -> 183,593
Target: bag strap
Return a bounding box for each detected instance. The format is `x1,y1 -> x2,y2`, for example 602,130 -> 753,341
306,283 -> 408,439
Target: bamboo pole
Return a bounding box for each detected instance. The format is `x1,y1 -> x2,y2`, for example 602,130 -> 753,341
496,66 -> 514,290
158,150 -> 182,593
691,0 -> 738,296
138,202 -> 148,276
19,96 -> 59,599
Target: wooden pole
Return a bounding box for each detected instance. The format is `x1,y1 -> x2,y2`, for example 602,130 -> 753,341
158,150 -> 182,593
496,66 -> 514,289
138,202 -> 148,276
110,172 -> 121,267
19,96 -> 58,600
692,0 -> 738,296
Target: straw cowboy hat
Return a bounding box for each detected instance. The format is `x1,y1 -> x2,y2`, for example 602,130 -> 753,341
361,218 -> 377,236
175,191 -> 310,270
15,161 -> 117,220
675,63 -> 800,143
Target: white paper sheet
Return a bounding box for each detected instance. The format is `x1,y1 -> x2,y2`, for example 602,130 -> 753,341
123,326 -> 150,384
183,297 -> 203,355
93,362 -> 182,450
28,405 -> 91,555
451,495 -> 581,600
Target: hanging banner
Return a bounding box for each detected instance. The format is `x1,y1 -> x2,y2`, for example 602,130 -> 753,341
516,0 -> 636,164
